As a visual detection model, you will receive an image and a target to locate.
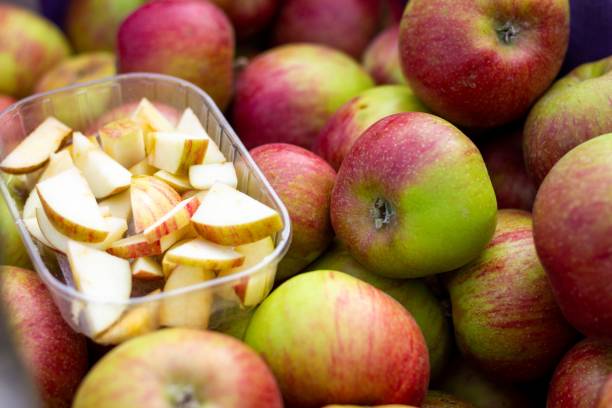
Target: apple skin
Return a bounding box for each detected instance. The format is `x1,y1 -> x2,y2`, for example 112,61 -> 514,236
210,0 -> 279,39
273,0 -> 380,58
73,328 -> 283,408
547,338 -> 612,408
0,266 -> 88,408
245,270 -> 430,407
232,44 -> 374,149
118,0 -> 235,109
533,133 -> 612,339
250,143 -> 336,280
0,4 -> 71,98
448,209 -> 576,382
523,56 -> 612,184
422,391 -> 474,408
399,0 -> 569,128
0,177 -> 31,269
314,85 -> 428,170
308,240 -> 452,380
34,52 -> 116,93
362,25 -> 406,85
331,112 -> 497,278
0,95 -> 15,111
213,307 -> 256,341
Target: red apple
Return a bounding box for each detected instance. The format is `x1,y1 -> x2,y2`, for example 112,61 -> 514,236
362,25 -> 406,85
399,0 -> 569,128
547,338 -> 612,408
250,143 -> 336,280
232,44 -> 374,149
0,95 -> 15,111
118,0 -> 235,109
245,270 -> 430,407
73,329 -> 283,407
533,133 -> 612,338
210,0 -> 279,39
0,266 -> 88,407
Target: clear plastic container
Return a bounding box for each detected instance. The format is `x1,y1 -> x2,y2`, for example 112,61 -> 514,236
0,73 -> 291,342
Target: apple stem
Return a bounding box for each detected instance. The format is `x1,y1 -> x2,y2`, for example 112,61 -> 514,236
371,197 -> 394,230
496,22 -> 520,45
166,384 -> 200,408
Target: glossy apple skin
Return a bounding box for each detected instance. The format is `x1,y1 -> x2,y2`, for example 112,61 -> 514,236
399,0 -> 569,128
118,0 -> 235,109
34,52 -> 116,93
0,4 -> 71,97
533,134 -> 612,338
233,44 -> 373,149
308,240 -> 452,380
210,0 -> 279,39
0,266 -> 88,408
422,391 -> 474,408
0,95 -> 15,111
547,338 -> 612,408
448,210 -> 576,382
523,56 -> 612,184
245,270 -> 430,407
331,112 -> 497,278
273,0 -> 380,58
250,143 -> 336,280
313,85 -> 428,170
363,25 -> 406,85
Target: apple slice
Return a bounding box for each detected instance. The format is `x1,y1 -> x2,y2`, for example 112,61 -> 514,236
129,159 -> 157,176
189,162 -> 237,190
130,176 -> 181,233
99,118 -> 146,169
37,168 -> 109,242
132,257 -> 163,280
38,150 -> 75,182
98,189 -> 131,221
176,108 -> 226,164
162,257 -> 178,279
146,131 -> 208,175
131,98 -> 174,133
0,117 -> 72,174
22,189 -> 42,220
191,183 -> 283,246
142,196 -> 201,243
67,241 -> 132,336
98,206 -> 112,217
153,170 -> 192,193
159,265 -> 215,329
107,226 -> 187,259
164,238 -> 244,272
94,290 -> 161,345
24,217 -> 54,248
218,237 -> 276,306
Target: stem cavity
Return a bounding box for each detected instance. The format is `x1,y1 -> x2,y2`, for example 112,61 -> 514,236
371,197 -> 394,230
496,21 -> 521,45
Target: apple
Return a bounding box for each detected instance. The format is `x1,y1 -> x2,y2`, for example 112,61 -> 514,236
98,117 -> 146,169
154,171 -> 192,193
448,209 -> 576,382
73,328 -> 283,408
232,44 -> 374,149
0,266 -> 88,407
131,257 -> 163,280
0,188 -> 32,268
210,0 -> 279,39
0,95 -> 15,111
130,175 -> 181,234
245,270 -> 430,407
547,338 -> 612,408
34,52 -> 116,93
39,149 -> 75,182
214,307 -> 257,340
331,112 -> 497,278
189,162 -> 237,190
0,4 -> 70,97
176,108 -> 226,165
362,25 -> 406,85
250,143 -> 336,280
146,131 -> 208,175
118,0 -> 235,109
98,189 -> 131,221
599,378 -> 612,408
422,391 -> 474,408
129,159 -> 157,176
107,227 -> 187,259
533,133 -> 612,338
313,85 -> 429,170
308,240 -> 452,380
273,0 -> 380,58
164,238 -> 245,272
398,0 -> 570,128
87,100 -> 180,136
523,56 -> 612,183
143,196 -> 201,243
66,0 -> 146,52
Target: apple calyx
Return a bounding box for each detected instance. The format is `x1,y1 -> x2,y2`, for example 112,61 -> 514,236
371,197 -> 395,230
166,384 -> 199,408
496,21 -> 521,45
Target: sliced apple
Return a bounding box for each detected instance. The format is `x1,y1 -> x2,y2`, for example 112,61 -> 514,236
130,176 -> 181,233
67,241 -> 132,336
147,131 -> 208,175
132,257 -> 163,280
129,159 -> 157,176
162,257 -> 178,279
191,183 -> 283,246
153,170 -> 192,193
159,265 -> 215,329
131,98 -> 174,133
99,118 -> 146,169
176,108 -> 226,164
22,189 -> 42,219
98,189 -> 131,221
142,196 -> 201,243
164,238 -> 244,272
38,150 -> 75,182
24,217 -> 54,248
0,117 -> 72,174
189,162 -> 237,190
94,290 -> 161,345
107,226 -> 186,259
36,168 -> 109,242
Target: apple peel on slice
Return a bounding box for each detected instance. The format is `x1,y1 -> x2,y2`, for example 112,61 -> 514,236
153,170 -> 192,193
189,162 -> 237,190
164,238 -> 245,272
147,131 -> 208,175
143,196 -> 201,243
130,176 -> 181,234
107,226 -> 187,259
176,107 -> 226,164
132,257 -> 164,280
98,118 -> 146,169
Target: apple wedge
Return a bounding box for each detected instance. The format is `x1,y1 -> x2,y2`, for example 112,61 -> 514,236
191,183 -> 283,246
38,150 -> 75,182
94,290 -> 161,345
162,257 -> 178,279
22,189 -> 42,220
142,196 -> 201,243
37,168 -> 109,243
153,170 -> 192,193
189,162 -> 237,190
107,227 -> 187,259
132,257 -> 163,280
131,98 -> 174,133
176,107 -> 226,164
0,117 -> 72,174
130,176 -> 181,233
24,217 -> 54,248
98,189 -> 131,221
164,238 -> 244,272
67,241 -> 132,336
72,132 -> 132,199
147,131 -> 208,175
129,159 -> 157,176
99,118 -> 146,169
159,265 -> 215,329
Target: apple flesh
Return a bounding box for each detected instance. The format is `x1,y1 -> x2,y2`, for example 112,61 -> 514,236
99,117 -> 146,169
39,149 -> 75,182
362,25 -> 406,85
189,162 -> 237,190
399,0 -> 570,128
147,131 -> 208,175
131,257 -> 163,280
130,175 -> 181,234
34,52 -> 116,93
331,112 -> 497,278
154,171 -> 192,193
98,189 -> 131,221
143,196 -> 201,243
164,238 -> 245,272
176,108 -> 226,165
107,228 -> 186,259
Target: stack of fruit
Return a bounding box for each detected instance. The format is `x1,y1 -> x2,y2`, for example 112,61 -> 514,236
0,0 -> 610,407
